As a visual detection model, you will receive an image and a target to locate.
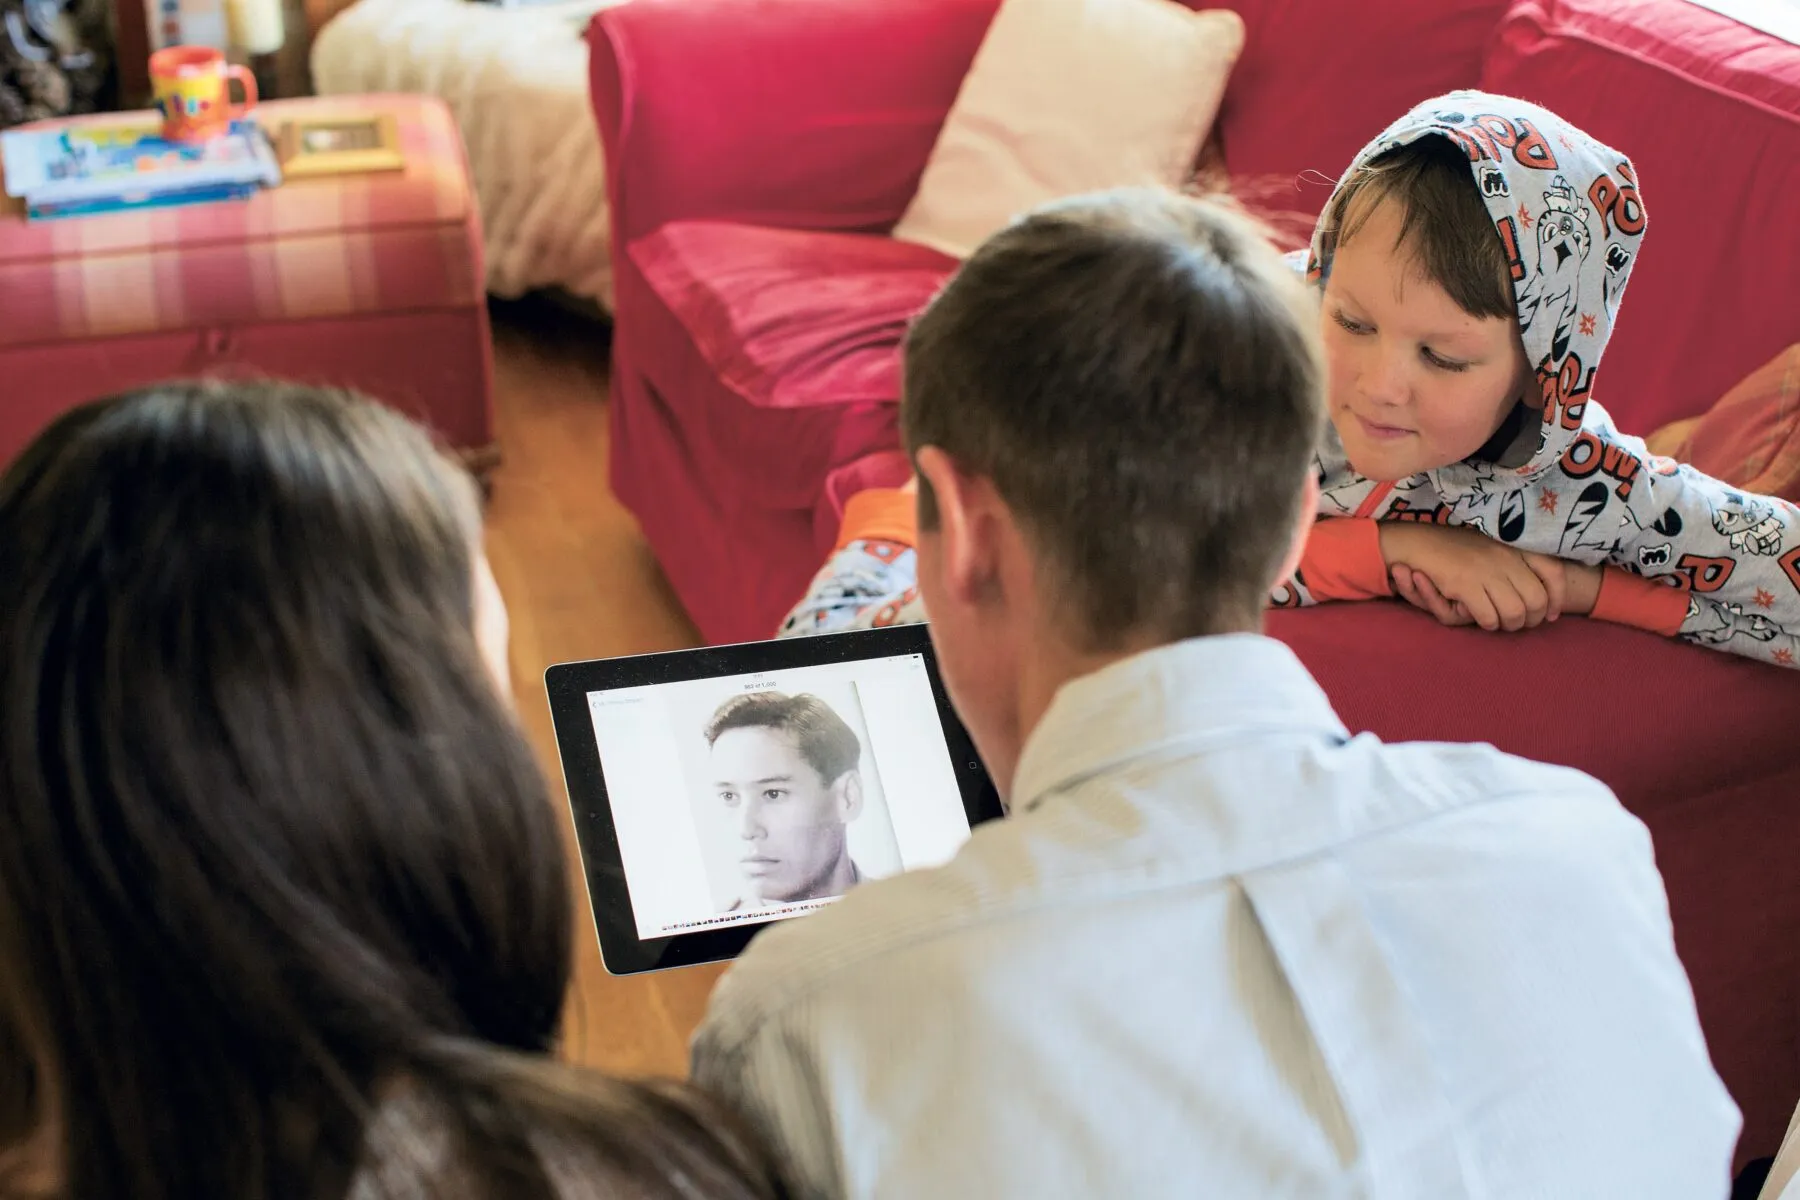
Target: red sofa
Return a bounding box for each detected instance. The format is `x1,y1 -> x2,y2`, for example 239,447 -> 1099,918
590,0 -> 1800,1163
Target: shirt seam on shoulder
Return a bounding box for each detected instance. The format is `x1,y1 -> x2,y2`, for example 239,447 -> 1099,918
704,781 -> 1609,1053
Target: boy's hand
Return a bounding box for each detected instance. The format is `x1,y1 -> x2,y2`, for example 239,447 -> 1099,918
1390,564 -> 1475,626
1379,523 -> 1571,632
1394,560 -> 1607,629
1390,565 -> 1539,629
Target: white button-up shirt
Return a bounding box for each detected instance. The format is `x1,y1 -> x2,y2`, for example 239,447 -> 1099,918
694,635 -> 1740,1198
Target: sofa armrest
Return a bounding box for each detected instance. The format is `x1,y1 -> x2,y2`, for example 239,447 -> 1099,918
588,0 -> 997,247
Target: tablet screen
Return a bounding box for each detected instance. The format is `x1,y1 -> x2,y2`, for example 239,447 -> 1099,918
583,650 -> 972,940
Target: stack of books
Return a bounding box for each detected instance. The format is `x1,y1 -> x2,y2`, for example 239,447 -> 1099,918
1,118 -> 281,221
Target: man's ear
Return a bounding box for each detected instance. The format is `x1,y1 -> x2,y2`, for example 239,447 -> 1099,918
1271,472 -> 1320,591
915,446 -> 1001,607
835,771 -> 865,823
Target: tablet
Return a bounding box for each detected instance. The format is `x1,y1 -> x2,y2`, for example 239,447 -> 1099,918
545,625 -> 1004,975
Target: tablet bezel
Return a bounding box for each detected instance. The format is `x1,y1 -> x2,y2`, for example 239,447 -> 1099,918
544,625 -> 1003,976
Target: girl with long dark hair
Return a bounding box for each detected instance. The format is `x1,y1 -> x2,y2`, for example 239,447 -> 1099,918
0,381 -> 789,1200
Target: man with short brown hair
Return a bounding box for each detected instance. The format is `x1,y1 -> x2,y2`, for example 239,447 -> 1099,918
696,190 -> 1736,1199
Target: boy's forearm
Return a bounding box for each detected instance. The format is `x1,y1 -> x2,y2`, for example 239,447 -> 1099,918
1609,459 -> 1800,665
1304,517 -> 1393,601
1563,562 -> 1603,617
1582,567 -> 1688,636
1375,521 -> 1680,631
814,493 -> 1694,645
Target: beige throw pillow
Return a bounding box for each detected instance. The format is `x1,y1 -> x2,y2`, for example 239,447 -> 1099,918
891,0 -> 1246,259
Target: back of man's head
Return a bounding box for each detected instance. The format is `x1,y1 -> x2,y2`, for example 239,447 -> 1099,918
903,189 -> 1325,648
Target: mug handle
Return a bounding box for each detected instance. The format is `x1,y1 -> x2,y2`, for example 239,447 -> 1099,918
226,65 -> 259,119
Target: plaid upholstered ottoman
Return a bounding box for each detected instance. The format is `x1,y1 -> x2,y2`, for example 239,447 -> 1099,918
0,94 -> 495,469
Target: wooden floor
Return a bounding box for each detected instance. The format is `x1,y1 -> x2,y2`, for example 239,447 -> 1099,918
481,295 -> 726,1080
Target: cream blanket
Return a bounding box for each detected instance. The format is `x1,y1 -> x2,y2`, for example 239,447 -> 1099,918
311,0 -> 624,308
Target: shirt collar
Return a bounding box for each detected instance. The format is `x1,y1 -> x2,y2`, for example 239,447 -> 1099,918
1010,634 -> 1348,812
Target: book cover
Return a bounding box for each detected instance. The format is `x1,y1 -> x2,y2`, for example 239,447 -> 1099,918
27,180 -> 263,221
1,119 -> 281,207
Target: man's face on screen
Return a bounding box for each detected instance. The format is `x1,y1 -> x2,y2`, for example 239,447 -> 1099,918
710,726 -> 852,903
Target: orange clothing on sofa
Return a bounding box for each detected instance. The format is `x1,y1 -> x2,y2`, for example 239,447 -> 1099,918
780,486 -> 1687,639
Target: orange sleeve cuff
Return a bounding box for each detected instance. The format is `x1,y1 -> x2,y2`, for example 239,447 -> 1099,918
836,488 -> 919,552
1300,517 -> 1393,601
1589,568 -> 1689,637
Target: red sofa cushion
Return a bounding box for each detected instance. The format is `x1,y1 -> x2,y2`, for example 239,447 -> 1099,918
1270,603 -> 1798,804
1648,345 -> 1800,503
589,0 -> 999,245
630,221 -> 956,415
1480,0 -> 1800,437
1206,0 -> 1513,215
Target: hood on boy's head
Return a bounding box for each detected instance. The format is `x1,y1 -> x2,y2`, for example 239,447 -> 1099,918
1309,91 -> 1647,479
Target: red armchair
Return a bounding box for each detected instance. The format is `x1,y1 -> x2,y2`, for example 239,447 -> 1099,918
590,0 -> 1800,1164
589,0 -> 990,641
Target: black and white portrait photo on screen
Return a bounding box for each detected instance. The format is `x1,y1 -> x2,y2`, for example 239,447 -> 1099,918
675,681 -> 903,913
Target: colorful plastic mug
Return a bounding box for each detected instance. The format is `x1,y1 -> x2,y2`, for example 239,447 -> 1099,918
149,46 -> 257,143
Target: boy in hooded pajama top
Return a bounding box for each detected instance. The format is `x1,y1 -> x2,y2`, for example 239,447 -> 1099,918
779,91 -> 1800,672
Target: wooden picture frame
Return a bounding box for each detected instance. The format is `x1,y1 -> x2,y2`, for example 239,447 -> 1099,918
274,112 -> 403,179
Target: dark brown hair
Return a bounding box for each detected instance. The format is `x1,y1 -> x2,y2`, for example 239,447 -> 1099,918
1317,134 -> 1514,320
0,381 -> 789,1200
704,692 -> 860,784
902,188 -> 1325,646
